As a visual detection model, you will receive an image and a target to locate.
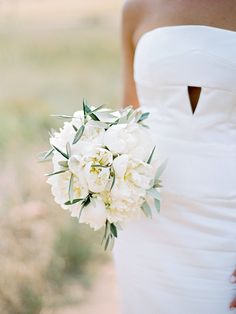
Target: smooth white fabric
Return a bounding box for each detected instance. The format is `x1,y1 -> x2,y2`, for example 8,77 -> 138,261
112,25 -> 236,314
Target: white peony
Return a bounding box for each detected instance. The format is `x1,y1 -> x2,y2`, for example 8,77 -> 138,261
98,154 -> 154,223
103,122 -> 153,160
68,155 -> 83,176
108,197 -> 145,223
112,154 -> 153,193
51,152 -> 66,172
101,190 -> 144,224
78,197 -> 107,231
69,147 -> 113,193
82,147 -> 113,193
50,121 -> 75,152
81,120 -> 105,145
47,171 -> 88,210
50,114 -> 106,161
43,105 -> 164,238
71,120 -> 106,156
72,110 -> 84,128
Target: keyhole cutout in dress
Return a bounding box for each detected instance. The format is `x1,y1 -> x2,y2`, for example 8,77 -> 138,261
187,86 -> 202,115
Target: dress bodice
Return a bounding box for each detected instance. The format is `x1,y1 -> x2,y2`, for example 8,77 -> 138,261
113,26 -> 236,314
134,25 -> 236,147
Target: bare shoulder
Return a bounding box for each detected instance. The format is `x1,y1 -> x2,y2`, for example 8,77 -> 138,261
122,0 -> 145,15
121,0 -> 148,41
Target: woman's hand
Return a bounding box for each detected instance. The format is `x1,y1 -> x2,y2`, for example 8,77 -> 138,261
230,269 -> 236,310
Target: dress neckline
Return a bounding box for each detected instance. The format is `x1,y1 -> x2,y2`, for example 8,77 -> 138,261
134,24 -> 236,57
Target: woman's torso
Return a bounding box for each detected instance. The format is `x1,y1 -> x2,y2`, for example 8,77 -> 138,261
134,24 -> 236,200
130,0 -> 236,113
112,6 -> 236,313
128,0 -> 236,200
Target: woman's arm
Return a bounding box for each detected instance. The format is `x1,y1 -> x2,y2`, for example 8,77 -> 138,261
120,1 -> 141,108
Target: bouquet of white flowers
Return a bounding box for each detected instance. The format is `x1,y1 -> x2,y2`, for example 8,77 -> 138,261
39,100 -> 167,250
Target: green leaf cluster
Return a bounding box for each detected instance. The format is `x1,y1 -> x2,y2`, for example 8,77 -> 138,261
143,158 -> 168,215
101,220 -> 118,251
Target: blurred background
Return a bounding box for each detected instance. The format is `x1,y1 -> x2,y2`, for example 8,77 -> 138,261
0,1 -> 122,313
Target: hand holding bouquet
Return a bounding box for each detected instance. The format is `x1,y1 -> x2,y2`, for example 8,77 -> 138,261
39,100 -> 167,250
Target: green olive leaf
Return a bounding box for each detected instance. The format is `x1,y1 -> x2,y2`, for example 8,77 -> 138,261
147,146 -> 156,164
45,169 -> 68,177
147,187 -> 160,200
52,145 -> 69,159
155,158 -> 168,180
141,201 -> 152,218
110,223 -> 118,238
73,125 -> 85,144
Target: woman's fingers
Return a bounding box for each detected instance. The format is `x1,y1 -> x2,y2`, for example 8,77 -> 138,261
229,269 -> 236,310
230,297 -> 236,310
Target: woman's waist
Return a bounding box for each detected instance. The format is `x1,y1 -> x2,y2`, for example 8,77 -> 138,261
122,188 -> 236,254
151,133 -> 236,157
152,137 -> 236,200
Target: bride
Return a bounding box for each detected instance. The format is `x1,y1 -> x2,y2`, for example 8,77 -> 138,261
112,0 -> 236,313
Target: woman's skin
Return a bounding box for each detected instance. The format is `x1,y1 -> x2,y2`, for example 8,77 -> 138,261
120,0 -> 236,310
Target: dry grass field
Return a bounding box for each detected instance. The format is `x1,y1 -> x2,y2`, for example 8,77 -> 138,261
0,1 -> 122,313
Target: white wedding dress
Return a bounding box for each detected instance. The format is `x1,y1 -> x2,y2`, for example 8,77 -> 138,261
112,25 -> 236,313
